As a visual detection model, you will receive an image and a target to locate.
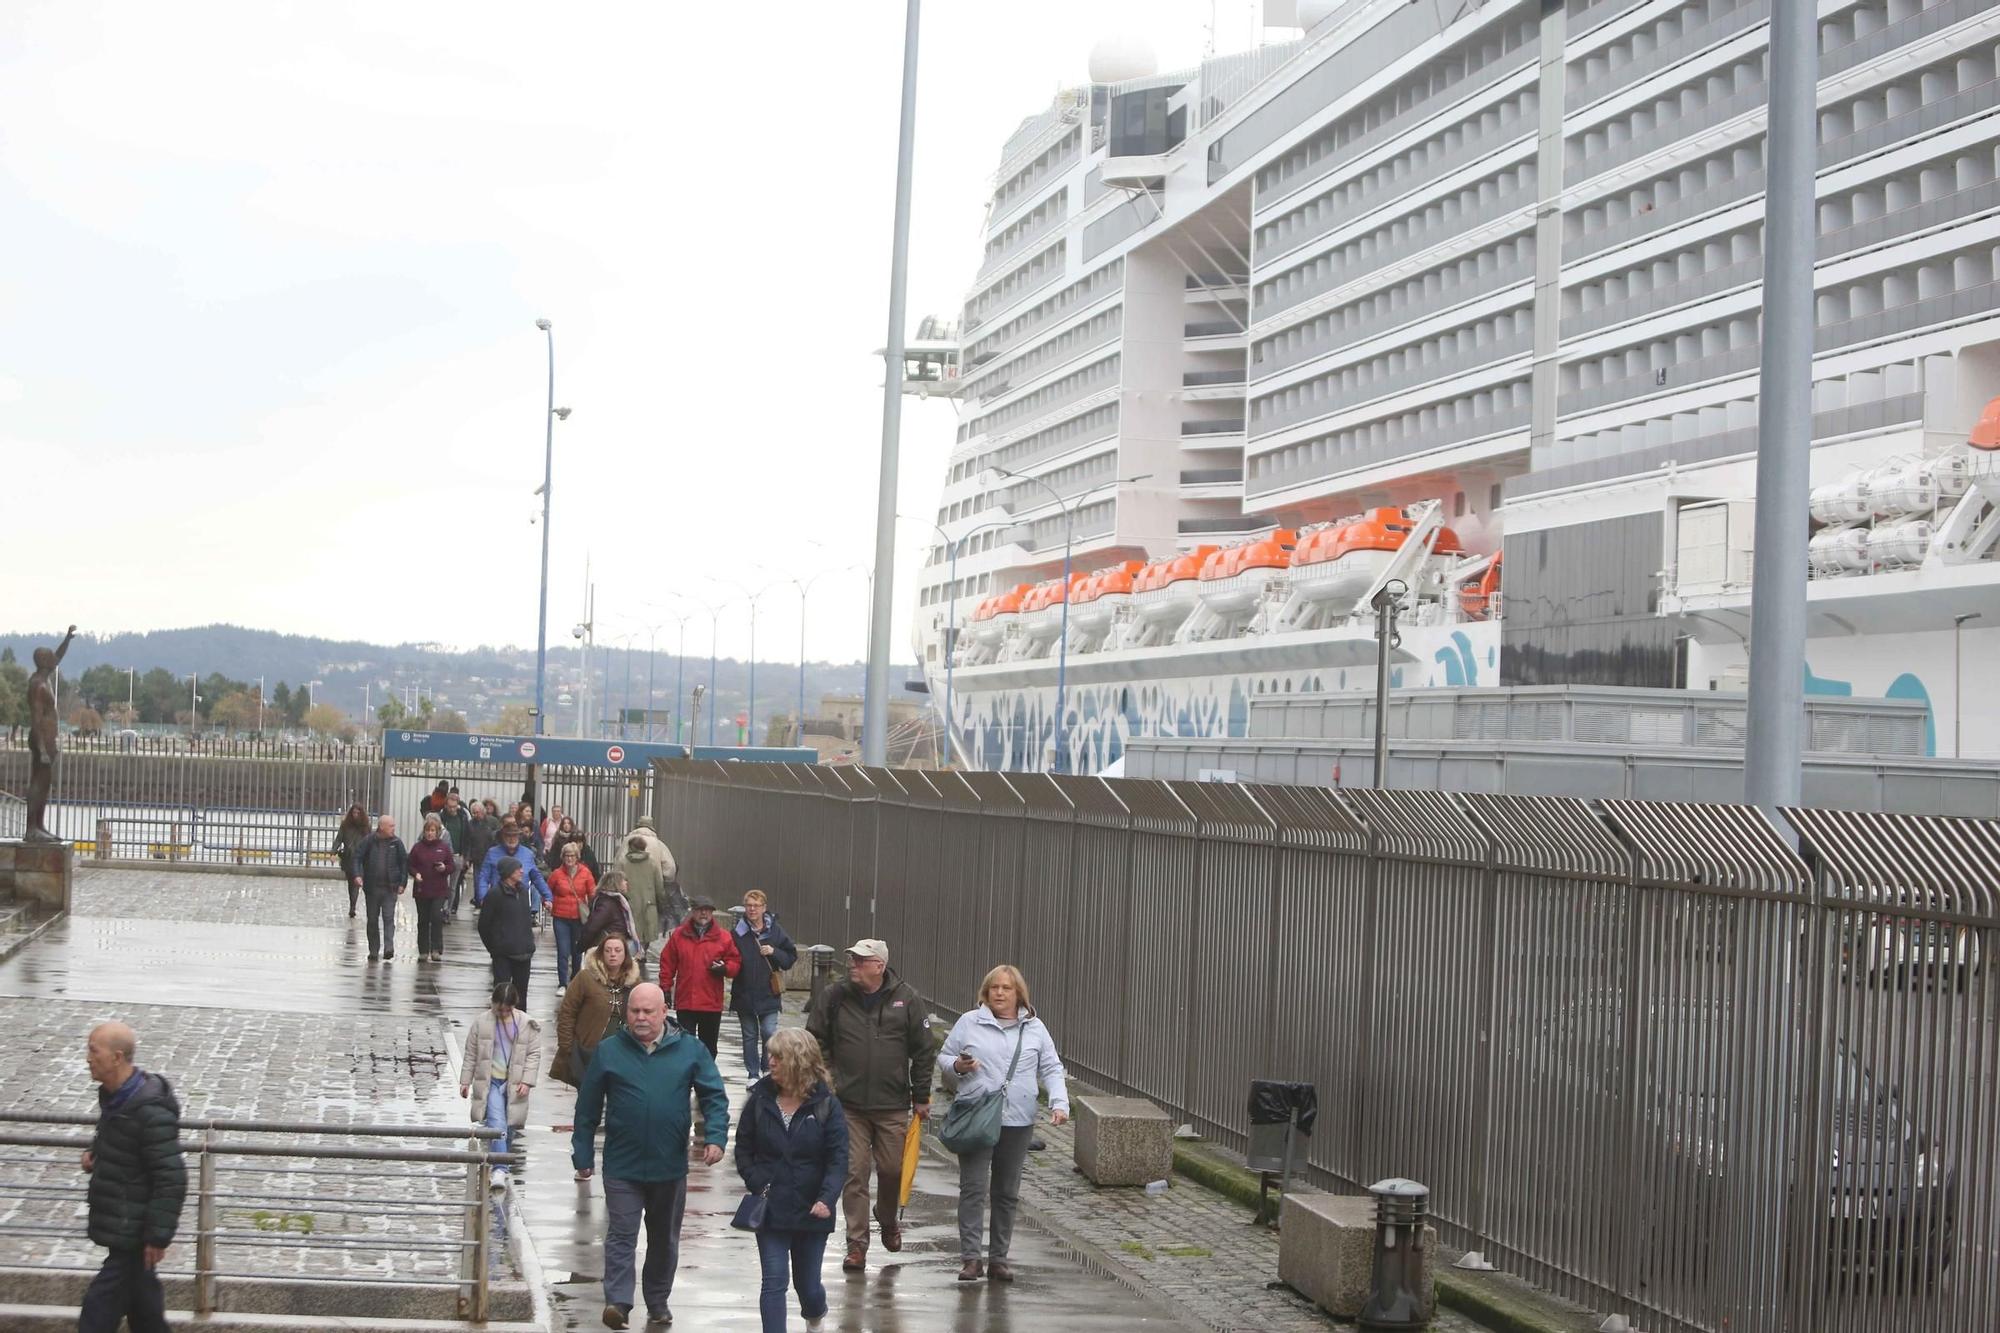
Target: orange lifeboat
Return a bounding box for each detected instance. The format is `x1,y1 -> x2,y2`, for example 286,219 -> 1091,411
1197,530 -> 1297,611
1133,545 -> 1218,626
1974,395 -> 2000,449
1071,560 -> 1144,632
1459,552 -> 1502,621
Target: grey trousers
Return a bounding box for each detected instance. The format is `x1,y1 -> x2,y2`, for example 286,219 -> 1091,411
956,1124 -> 1034,1261
603,1176 -> 686,1315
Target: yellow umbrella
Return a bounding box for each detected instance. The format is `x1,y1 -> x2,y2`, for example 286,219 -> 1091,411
899,1113 -> 923,1209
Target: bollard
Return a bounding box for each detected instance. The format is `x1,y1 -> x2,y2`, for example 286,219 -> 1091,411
807,945 -> 839,1003
1358,1177 -> 1429,1331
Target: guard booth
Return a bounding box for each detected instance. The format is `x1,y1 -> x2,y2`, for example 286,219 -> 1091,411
380,731 -> 817,849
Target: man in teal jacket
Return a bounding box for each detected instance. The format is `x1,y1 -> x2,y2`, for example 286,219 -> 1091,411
573,982 -> 728,1331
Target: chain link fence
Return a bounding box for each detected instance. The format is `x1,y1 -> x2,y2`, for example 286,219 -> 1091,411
655,759 -> 1999,1333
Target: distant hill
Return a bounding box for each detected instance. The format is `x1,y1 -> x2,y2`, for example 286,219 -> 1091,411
0,624 -> 907,736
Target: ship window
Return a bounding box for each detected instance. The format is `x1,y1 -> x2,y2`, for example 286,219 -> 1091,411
1489,483 -> 1502,510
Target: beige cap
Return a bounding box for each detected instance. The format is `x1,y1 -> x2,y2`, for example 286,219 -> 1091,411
846,938 -> 889,962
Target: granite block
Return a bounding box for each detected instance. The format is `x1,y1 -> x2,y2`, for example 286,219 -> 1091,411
1277,1190 -> 1436,1320
1073,1094 -> 1173,1186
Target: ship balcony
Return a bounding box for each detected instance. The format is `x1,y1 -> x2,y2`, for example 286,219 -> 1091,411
1184,319 -> 1245,347
1180,468 -> 1244,500
1181,417 -> 1246,443
1665,560 -> 2000,641
1182,370 -> 1247,404
1178,513 -> 1269,539
1100,153 -> 1169,188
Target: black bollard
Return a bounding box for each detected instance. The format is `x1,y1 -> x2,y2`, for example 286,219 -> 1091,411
807,944 -> 839,1003
1358,1177 -> 1429,1330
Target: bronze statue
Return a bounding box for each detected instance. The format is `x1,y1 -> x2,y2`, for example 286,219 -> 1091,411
24,625 -> 77,843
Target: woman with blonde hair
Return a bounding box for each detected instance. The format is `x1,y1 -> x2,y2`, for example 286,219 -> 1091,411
734,1027 -> 847,1333
936,964 -> 1070,1282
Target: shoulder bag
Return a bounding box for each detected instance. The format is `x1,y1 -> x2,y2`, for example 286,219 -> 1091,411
729,1186 -> 769,1232
938,1021 -> 1027,1156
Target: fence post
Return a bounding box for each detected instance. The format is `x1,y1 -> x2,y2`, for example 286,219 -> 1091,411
194,1131 -> 216,1315
1454,797 -> 1503,1256
473,1154 -> 492,1323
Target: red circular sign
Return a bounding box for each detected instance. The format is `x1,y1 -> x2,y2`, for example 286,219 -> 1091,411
518,741 -> 538,760
606,745 -> 626,764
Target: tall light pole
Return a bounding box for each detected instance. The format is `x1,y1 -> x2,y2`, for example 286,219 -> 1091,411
1741,0 -> 1819,815
986,468 -> 1149,772
532,317 -> 571,740
1955,613 -> 1981,757
863,0 -> 923,768
257,675 -> 265,735
126,668 -> 136,725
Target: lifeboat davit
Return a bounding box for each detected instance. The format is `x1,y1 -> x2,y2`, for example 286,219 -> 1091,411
1133,546 -> 1217,625
1286,508 -> 1412,604
1196,530 -> 1297,614
1069,561 -> 1144,633
1459,551 -> 1502,621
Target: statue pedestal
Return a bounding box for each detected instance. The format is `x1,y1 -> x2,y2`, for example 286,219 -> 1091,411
0,840 -> 74,916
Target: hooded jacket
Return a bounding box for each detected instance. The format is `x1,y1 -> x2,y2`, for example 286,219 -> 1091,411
734,1078 -> 847,1234
478,878 -> 538,960
407,835 -> 455,900
87,1070 -> 188,1251
460,1009 -> 544,1131
729,911 -> 799,1018
572,1025 -> 729,1181
619,845 -> 669,945
477,840 -> 550,910
554,944 -> 643,1085
936,1004 -> 1071,1129
660,915 -> 741,1013
624,817 -> 678,880
806,968 -> 938,1112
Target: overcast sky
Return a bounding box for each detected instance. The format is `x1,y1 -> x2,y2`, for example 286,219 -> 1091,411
2,2 -> 1272,663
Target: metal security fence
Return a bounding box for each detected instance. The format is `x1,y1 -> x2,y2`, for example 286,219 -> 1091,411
654,760 -> 2000,1333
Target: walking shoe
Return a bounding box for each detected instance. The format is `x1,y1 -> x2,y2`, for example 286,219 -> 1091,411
842,1246 -> 866,1272
805,1320 -> 824,1332
1030,1137 -> 1047,1151
601,1304 -> 629,1330
881,1224 -> 902,1253
957,1259 -> 984,1282
645,1312 -> 671,1328
367,953 -> 379,962
382,951 -> 394,961
987,1260 -> 1014,1282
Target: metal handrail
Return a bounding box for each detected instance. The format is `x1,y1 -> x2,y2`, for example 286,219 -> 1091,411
0,1115 -> 516,1322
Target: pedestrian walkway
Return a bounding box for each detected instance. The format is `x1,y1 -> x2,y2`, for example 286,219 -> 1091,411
0,867 -> 1208,1329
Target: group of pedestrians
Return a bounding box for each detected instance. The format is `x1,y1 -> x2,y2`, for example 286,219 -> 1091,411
532,903 -> 1071,1333
330,790 -> 681,999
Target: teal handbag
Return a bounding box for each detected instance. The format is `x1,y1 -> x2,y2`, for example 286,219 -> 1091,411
938,1022 -> 1027,1155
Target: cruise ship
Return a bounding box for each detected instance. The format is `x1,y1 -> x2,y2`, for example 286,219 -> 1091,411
907,0 -> 2000,774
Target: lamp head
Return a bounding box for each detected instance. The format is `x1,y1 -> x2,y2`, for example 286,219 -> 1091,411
535,318 -> 552,331
553,406 -> 572,421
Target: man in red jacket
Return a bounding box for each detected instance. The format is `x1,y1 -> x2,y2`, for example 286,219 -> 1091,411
659,897 -> 739,1058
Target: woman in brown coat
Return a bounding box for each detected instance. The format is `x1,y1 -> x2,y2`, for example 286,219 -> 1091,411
553,935 -> 643,1089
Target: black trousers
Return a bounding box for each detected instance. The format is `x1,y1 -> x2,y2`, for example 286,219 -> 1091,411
676,1009 -> 721,1058
416,897 -> 445,955
491,953 -> 532,1006
79,1247 -> 168,1333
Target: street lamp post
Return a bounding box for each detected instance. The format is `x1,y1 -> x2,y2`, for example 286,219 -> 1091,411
532,317 -> 571,740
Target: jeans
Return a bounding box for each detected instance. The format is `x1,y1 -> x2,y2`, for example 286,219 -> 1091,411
79,1247 -> 169,1332
842,1106 -> 909,1250
755,1227 -> 829,1333
491,954 -> 532,1007
602,1176 -> 686,1316
362,884 -> 398,957
416,897 -> 445,956
553,917 -> 579,987
676,1009 -> 721,1059
483,1081 -> 511,1162
737,1010 -> 780,1077
955,1123 -> 1033,1261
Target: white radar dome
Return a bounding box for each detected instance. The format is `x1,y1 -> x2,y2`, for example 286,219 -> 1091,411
1088,35 -> 1157,84
1299,0 -> 1343,28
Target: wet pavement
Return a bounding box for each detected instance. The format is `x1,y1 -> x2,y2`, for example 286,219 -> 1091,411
0,869 -> 1203,1329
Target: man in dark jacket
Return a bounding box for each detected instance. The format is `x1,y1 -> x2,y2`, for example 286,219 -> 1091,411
573,982 -> 728,1330
80,1021 -> 186,1333
729,890 -> 798,1078
455,800 -> 501,920
478,856 -> 539,1005
350,815 -> 409,962
806,938 -> 937,1272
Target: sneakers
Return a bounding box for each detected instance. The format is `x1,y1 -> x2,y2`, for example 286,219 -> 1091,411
556,985 -> 567,998
842,1246 -> 866,1272
645,1312 -> 672,1328
382,950 -> 395,961
805,1321 -> 824,1332
601,1304 -> 629,1330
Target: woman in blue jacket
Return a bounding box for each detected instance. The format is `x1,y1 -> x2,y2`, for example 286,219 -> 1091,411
735,1027 -> 847,1333
729,890 -> 800,1078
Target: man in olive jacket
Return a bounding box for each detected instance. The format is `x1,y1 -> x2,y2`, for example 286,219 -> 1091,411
80,1021 -> 187,1333
806,938 -> 937,1271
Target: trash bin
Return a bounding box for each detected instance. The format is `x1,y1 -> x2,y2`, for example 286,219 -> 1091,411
1247,1080 -> 1316,1223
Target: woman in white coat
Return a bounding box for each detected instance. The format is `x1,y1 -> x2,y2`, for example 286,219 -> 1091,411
936,964 -> 1070,1283
459,980 -> 544,1181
